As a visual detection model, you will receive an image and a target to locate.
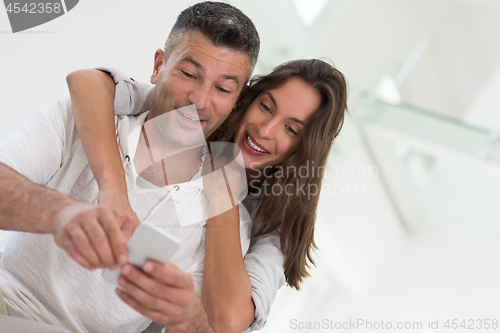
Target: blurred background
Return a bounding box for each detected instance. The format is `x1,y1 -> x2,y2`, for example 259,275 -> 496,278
1,0 -> 499,332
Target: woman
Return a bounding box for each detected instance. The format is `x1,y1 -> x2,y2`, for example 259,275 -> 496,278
67,59 -> 348,332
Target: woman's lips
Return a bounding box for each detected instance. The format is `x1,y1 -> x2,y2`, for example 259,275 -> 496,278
241,131 -> 269,156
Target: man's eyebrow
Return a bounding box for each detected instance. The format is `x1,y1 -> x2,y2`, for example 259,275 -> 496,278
180,57 -> 239,85
266,91 -> 305,126
221,75 -> 239,85
181,56 -> 204,71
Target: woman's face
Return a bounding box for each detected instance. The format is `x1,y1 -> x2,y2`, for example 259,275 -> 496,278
234,77 -> 321,170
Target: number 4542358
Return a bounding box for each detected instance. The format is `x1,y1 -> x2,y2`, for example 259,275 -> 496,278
6,3 -> 62,14
444,319 -> 498,330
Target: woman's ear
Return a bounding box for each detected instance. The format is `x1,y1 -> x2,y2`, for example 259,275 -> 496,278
150,49 -> 165,84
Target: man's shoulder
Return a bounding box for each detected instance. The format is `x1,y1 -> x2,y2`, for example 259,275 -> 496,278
35,97 -> 74,127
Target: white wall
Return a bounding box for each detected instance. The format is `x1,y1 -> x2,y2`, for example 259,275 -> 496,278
0,0 -> 198,140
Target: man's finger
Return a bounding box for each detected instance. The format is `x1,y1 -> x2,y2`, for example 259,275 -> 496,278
98,208 -> 128,265
63,241 -> 94,270
81,214 -> 115,267
143,261 -> 194,290
117,274 -> 182,315
120,264 -> 189,304
68,227 -> 101,268
116,289 -> 172,325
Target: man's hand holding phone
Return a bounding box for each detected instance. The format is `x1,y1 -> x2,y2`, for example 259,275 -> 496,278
51,197 -> 139,270
115,261 -> 213,333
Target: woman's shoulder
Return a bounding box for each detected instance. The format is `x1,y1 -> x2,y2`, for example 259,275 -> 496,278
241,192 -> 260,216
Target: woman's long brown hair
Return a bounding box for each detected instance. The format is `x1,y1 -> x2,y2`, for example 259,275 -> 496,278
208,59 -> 348,289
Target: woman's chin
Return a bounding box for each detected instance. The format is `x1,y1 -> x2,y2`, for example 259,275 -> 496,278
241,150 -> 266,170
242,154 -> 259,170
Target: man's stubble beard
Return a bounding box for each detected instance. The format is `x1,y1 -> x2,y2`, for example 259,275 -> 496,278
147,99 -> 206,150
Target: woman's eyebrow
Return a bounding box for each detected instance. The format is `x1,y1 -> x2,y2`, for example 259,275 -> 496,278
265,92 -> 277,108
266,91 -> 305,126
291,118 -> 305,126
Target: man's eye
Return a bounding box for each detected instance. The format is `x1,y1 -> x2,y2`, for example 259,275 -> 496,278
218,87 -> 230,94
260,102 -> 271,113
285,125 -> 298,136
182,71 -> 195,79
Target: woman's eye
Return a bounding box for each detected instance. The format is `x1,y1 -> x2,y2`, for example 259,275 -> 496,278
218,87 -> 230,94
181,71 -> 195,79
285,125 -> 298,136
260,102 -> 271,113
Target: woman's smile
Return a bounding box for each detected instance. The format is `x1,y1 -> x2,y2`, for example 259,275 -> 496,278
242,132 -> 270,155
235,77 -> 321,170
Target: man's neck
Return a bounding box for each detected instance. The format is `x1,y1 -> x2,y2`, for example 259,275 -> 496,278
134,131 -> 204,187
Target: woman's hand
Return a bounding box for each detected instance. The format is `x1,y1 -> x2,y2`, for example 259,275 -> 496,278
68,68 -> 140,240
202,146 -> 247,218
201,146 -> 255,332
97,185 -> 140,242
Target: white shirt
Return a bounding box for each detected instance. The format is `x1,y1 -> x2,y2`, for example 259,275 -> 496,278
0,99 -> 253,333
101,67 -> 288,332
0,67 -> 288,332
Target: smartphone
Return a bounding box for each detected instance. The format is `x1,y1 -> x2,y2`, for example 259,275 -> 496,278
102,224 -> 180,288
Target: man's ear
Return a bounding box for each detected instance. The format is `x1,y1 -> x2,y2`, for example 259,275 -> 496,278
151,49 -> 166,84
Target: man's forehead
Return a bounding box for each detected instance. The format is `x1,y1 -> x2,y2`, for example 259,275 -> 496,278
170,31 -> 250,81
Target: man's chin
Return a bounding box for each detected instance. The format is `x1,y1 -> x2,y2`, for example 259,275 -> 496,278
167,124 -> 207,148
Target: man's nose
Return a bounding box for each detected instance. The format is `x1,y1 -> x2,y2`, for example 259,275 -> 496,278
188,82 -> 211,112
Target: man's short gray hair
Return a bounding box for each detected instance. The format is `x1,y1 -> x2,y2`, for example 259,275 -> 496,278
164,1 -> 260,84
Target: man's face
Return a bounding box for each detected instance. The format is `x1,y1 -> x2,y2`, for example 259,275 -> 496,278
147,30 -> 251,147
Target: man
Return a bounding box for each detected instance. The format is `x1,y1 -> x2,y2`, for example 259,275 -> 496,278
0,2 -> 284,333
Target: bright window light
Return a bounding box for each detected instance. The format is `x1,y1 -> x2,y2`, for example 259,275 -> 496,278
292,0 -> 329,26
